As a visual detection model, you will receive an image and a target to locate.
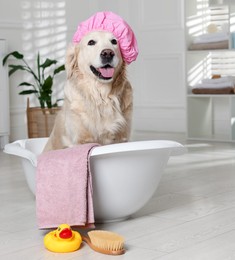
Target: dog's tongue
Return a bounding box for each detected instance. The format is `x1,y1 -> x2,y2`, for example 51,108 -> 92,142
98,67 -> 114,78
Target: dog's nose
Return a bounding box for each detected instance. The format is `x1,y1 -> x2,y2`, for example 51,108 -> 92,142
100,49 -> 115,63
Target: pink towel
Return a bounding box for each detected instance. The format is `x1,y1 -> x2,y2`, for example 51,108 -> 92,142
36,143 -> 99,229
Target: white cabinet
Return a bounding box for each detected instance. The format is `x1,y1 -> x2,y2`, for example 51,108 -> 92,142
0,39 -> 9,148
188,95 -> 235,140
185,0 -> 235,141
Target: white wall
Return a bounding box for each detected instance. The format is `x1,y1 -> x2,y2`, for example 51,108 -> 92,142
127,0 -> 186,134
0,40 -> 9,148
0,0 -> 186,141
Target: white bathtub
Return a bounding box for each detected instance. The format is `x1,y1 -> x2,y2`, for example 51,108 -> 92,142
4,138 -> 185,222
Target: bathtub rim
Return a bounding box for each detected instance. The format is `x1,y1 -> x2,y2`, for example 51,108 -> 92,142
90,140 -> 186,157
3,138 -> 186,168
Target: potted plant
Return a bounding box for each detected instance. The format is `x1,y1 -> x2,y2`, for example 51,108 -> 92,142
3,51 -> 65,138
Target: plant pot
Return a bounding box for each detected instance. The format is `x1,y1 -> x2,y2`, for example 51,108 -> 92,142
26,99 -> 61,138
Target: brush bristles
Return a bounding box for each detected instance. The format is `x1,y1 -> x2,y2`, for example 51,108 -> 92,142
88,230 -> 124,251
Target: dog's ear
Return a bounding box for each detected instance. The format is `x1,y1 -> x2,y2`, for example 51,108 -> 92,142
65,44 -> 79,79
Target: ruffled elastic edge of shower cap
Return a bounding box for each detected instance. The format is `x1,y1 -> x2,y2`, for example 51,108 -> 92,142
72,11 -> 138,64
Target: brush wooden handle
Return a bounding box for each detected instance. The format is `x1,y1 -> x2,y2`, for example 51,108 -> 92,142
81,235 -> 125,255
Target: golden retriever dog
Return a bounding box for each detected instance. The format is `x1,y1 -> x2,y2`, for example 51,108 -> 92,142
43,30 -> 133,152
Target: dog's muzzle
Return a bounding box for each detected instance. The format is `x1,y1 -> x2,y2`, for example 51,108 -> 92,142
100,49 -> 115,64
90,49 -> 115,80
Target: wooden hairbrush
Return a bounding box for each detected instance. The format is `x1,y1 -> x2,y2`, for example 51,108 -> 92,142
82,230 -> 125,255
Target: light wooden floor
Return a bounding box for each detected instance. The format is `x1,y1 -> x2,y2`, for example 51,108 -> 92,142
1,134 -> 235,259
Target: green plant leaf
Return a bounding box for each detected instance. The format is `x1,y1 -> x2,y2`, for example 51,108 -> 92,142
53,98 -> 64,107
37,52 -> 41,83
42,75 -> 53,93
46,102 -> 52,108
3,49 -> 65,109
40,58 -> 57,69
40,93 -> 52,100
19,90 -> 38,95
40,92 -> 52,109
2,51 -> 24,66
18,82 -> 35,87
8,65 -> 27,76
54,64 -> 65,75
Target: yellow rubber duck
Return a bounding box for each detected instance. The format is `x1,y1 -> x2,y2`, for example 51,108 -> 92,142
44,224 -> 82,253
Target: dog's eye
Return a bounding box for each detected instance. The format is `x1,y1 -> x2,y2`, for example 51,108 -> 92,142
111,39 -> 117,45
88,40 -> 96,46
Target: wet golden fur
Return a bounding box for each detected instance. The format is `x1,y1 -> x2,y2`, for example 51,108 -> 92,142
43,31 -> 133,151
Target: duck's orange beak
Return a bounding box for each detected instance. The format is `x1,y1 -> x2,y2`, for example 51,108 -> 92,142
59,228 -> 73,239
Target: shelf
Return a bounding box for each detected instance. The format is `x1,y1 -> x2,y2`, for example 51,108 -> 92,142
209,0 -> 230,6
209,4 -> 230,8
187,135 -> 235,143
187,94 -> 235,97
185,0 -> 235,142
187,49 -> 233,53
187,94 -> 235,142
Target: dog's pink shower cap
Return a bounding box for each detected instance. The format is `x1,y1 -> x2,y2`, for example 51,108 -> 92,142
73,11 -> 138,64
